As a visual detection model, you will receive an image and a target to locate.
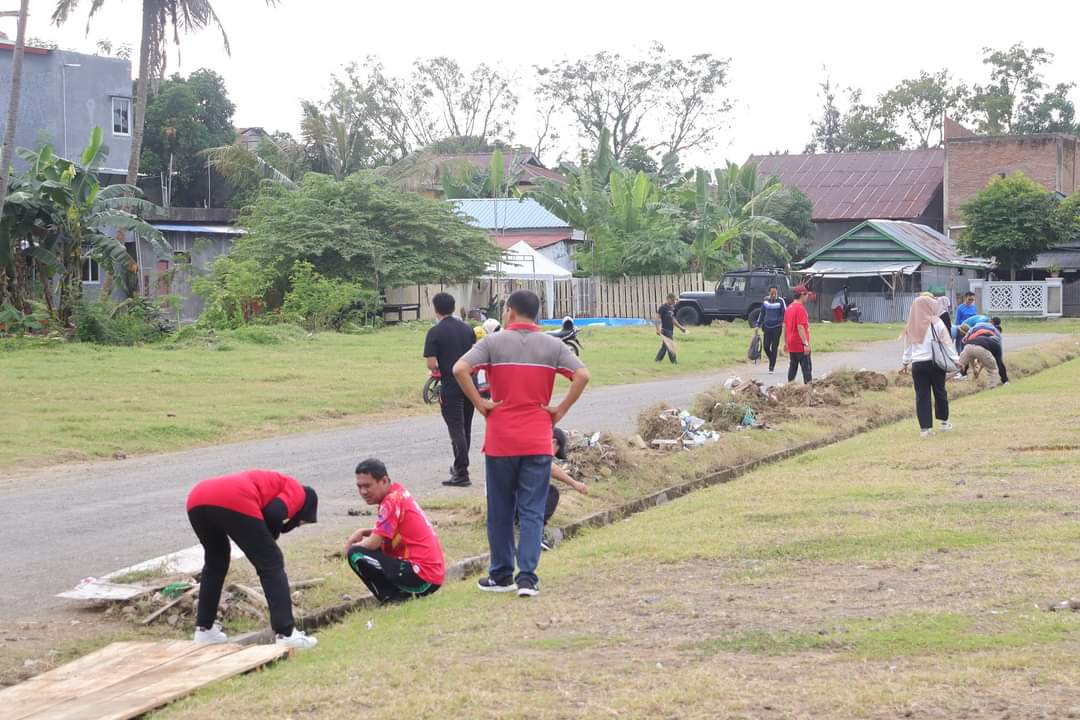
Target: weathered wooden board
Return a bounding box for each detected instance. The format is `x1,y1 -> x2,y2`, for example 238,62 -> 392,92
3,641 -> 289,720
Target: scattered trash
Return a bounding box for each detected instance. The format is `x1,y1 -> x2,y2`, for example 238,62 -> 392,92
366,619 -> 375,630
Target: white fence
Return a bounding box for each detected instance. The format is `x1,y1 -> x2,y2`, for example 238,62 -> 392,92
970,279 -> 1063,318
847,293 -> 919,323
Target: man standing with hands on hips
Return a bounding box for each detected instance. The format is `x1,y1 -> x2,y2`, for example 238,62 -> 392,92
453,290 -> 590,597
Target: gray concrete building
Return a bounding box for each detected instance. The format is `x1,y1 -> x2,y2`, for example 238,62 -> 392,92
0,42 -> 132,172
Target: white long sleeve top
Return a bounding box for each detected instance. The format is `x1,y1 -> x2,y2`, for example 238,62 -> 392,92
902,318 -> 959,366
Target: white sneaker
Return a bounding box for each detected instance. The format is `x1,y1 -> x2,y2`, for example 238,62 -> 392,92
920,429 -> 934,439
193,623 -> 228,645
953,373 -> 966,381
939,421 -> 954,432
275,628 -> 318,650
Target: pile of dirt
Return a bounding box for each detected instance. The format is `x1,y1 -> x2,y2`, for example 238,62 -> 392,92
772,381 -> 845,408
636,403 -> 684,443
564,431 -> 628,481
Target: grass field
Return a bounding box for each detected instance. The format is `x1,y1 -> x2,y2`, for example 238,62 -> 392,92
156,356 -> 1080,720
0,319 -> 918,470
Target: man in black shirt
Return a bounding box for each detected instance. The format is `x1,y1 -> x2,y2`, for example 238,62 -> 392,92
423,293 -> 478,487
654,293 -> 687,364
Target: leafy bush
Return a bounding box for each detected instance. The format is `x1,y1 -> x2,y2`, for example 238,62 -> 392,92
73,300 -> 173,345
192,254 -> 278,329
0,303 -> 49,337
281,261 -> 377,331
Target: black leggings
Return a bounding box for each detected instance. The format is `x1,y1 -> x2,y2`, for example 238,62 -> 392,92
188,505 -> 295,636
347,546 -> 440,604
911,360 -> 949,430
762,326 -> 782,370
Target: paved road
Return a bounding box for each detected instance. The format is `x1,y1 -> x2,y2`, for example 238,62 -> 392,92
0,333 -> 1059,617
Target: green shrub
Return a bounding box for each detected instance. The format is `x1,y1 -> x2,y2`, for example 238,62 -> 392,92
193,254 -> 278,329
281,261 -> 377,331
73,300 -> 173,346
0,303 -> 49,337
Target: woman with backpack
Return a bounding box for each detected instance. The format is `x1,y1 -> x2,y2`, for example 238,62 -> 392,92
900,295 -> 960,439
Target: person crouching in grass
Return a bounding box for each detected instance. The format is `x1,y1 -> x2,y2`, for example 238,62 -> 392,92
345,459 -> 445,603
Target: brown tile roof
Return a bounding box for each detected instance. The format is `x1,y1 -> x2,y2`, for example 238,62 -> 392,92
748,149 -> 943,222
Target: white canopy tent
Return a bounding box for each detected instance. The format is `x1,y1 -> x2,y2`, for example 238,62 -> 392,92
482,240 -> 572,319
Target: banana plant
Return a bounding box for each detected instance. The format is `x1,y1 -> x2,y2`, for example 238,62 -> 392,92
0,127 -> 167,324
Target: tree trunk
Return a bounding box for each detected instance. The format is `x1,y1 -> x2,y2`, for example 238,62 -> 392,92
0,0 -> 30,218
127,4 -> 153,188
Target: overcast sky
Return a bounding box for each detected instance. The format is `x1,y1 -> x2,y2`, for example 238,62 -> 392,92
14,0 -> 1080,168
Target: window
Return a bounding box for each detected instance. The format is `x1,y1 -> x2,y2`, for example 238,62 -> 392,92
720,276 -> 747,293
82,257 -> 101,284
112,97 -> 131,136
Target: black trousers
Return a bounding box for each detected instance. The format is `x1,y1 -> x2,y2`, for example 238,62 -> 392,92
346,546 -> 440,604
440,392 -> 474,479
188,505 -> 295,636
762,326 -> 782,371
787,351 -> 812,384
655,328 -> 676,363
911,360 -> 949,430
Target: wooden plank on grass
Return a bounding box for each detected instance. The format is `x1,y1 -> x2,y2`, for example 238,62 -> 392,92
5,641 -> 204,720
33,643 -> 289,720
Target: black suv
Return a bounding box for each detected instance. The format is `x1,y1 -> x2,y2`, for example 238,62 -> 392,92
675,268 -> 793,328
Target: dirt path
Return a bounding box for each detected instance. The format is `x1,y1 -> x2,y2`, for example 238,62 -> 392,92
0,334 -> 1059,620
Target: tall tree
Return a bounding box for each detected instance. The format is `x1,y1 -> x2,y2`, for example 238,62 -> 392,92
0,0 -> 31,227
807,76 -> 905,153
535,43 -> 730,161
411,57 -> 518,143
967,43 -> 1076,135
958,172 -> 1075,280
140,69 -> 236,205
51,0 -> 280,188
881,70 -> 969,148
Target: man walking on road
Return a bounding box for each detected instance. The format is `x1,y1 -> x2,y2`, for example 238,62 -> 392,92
755,285 -> 786,373
655,293 -> 686,364
453,290 -> 590,598
424,292 -> 478,487
784,289 -> 812,384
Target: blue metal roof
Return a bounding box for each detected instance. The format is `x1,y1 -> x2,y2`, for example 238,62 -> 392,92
451,198 -> 569,230
150,223 -> 246,235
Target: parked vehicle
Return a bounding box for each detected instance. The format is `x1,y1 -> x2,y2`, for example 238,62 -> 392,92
546,317 -> 582,356
423,370 -> 491,405
675,268 -> 793,328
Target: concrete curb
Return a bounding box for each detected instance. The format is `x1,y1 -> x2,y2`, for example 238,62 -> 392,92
235,344 -> 1079,646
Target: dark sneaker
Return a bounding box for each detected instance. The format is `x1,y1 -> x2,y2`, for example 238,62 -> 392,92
516,578 -> 539,597
477,576 -> 517,592
442,475 -> 471,487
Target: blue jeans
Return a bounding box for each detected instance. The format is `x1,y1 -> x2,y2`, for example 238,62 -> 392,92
485,454 -> 552,585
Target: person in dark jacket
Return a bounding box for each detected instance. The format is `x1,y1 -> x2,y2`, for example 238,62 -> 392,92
755,285 -> 787,373
186,469 -> 319,649
958,320 -> 1009,384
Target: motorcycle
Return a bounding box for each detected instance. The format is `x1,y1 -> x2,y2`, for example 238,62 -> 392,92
843,302 -> 862,323
546,316 -> 582,356
422,369 -> 491,405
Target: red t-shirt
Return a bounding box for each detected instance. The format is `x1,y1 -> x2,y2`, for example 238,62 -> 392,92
374,483 -> 445,585
458,323 -> 585,457
186,469 -> 306,521
784,302 -> 810,353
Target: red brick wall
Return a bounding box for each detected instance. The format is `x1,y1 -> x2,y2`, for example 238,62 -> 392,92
945,135 -> 1079,229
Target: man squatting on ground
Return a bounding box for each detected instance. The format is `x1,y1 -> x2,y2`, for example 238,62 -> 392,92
526,427 -> 589,551
345,459 -> 445,603
454,290 -> 590,597
187,469 -> 319,649
655,293 -> 687,364
424,292 -> 479,488
755,285 -> 787,373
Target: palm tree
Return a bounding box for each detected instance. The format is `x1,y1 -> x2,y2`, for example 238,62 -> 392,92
0,0 -> 31,224
51,0 -> 279,187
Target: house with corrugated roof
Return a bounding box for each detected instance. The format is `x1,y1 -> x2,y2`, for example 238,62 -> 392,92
749,149 -> 944,253
389,149 -> 566,199
796,220 -> 988,322
451,198 -> 582,271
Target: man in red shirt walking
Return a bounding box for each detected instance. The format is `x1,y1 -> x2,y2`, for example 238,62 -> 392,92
454,290 -> 590,597
784,289 -> 813,384
187,469 -> 319,649
345,458 -> 445,602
